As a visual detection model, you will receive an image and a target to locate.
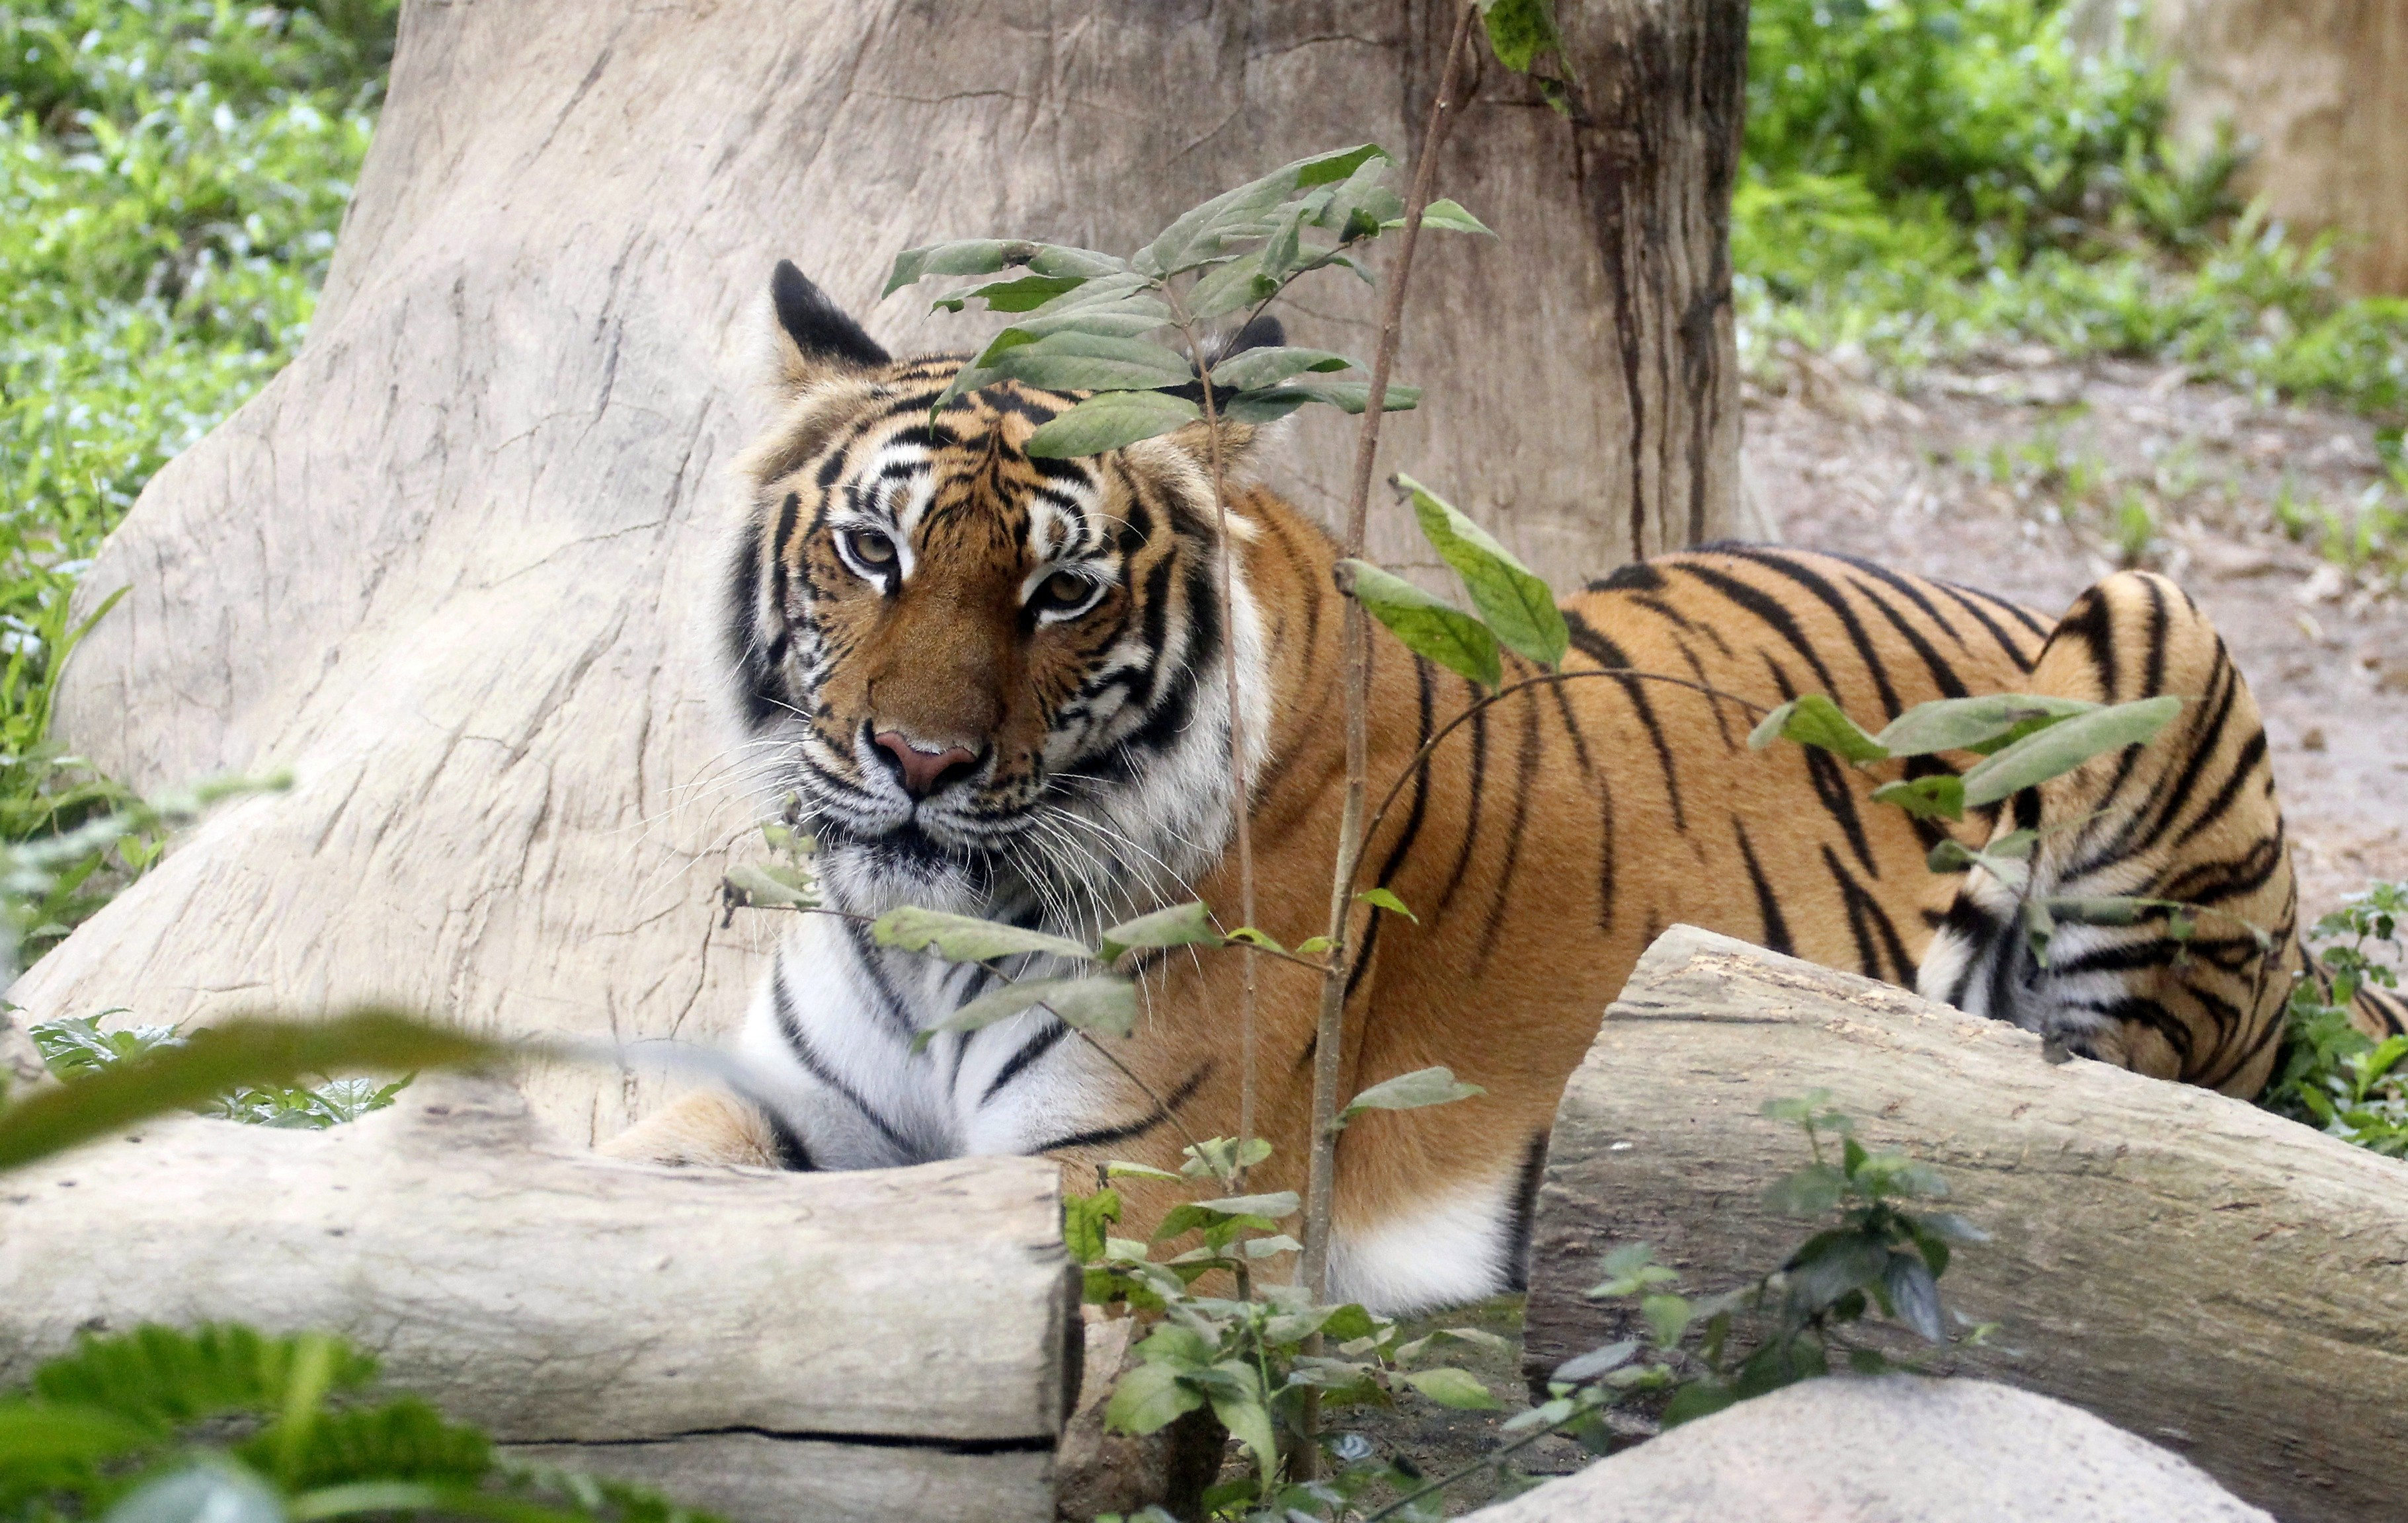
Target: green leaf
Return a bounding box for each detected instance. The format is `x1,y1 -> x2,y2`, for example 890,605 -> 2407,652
1187,251 -> 1278,321
1207,346 -> 1354,391
1388,198 -> 1497,237
1098,901 -> 1224,962
1340,1066 -> 1484,1121
1216,387 -> 1315,425
1400,1368 -> 1499,1410
1640,1293 -> 1692,1350
1882,1251 -> 1948,1343
1281,377 -> 1420,414
1342,561 -> 1500,685
1356,886 -> 1419,923
1870,774 -> 1966,821
992,332 -> 1194,393
1189,1190 -> 1300,1219
1960,695 -> 2182,807
1480,0 -> 1568,73
1550,1339 -> 1639,1384
1223,927 -> 1285,953
1752,693 -> 1890,764
1137,145 -> 1388,277
871,907 -> 1092,964
1025,391 -> 1203,457
1294,935 -> 1333,956
932,273 -> 1091,313
0,1013 -> 500,1174
918,976 -> 1138,1048
1245,1234 -> 1302,1259
721,862 -> 817,910
885,239 -> 1125,296
1104,1160 -> 1185,1183
0,1401 -> 157,1467
1321,1304 -> 1379,1342
1064,1189 -> 1122,1261
1658,1380 -> 1739,1428
1872,694 -> 2097,758
1104,1360 -> 1205,1436
1209,1386 -> 1279,1467
1399,474 -> 1567,669
1763,1162 -> 1847,1216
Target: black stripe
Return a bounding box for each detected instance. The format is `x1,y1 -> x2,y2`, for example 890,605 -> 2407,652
980,1017 -> 1070,1106
1502,1130 -> 1550,1292
1716,548 -> 1906,719
770,965 -> 919,1158
1733,820 -> 1794,957
1029,1065 -> 1211,1153
1563,611 -> 1688,832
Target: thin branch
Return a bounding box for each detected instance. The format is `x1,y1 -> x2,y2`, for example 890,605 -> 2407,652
1068,1027 -> 1226,1186
1174,309 -> 1265,1192
1347,668 -> 1769,883
1297,0 -> 1484,1479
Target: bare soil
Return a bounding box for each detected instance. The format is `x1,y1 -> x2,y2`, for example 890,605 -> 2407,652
1745,345 -> 2408,916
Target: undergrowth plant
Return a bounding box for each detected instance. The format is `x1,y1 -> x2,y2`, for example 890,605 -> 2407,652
2264,882 -> 2408,1156
0,1 -> 396,945
0,1323 -> 713,1523
1737,0 -> 2408,432
1074,1093 -> 1987,1522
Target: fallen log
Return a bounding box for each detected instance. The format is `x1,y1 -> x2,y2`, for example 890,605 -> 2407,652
1523,925 -> 2408,1523
0,1075 -> 1076,1523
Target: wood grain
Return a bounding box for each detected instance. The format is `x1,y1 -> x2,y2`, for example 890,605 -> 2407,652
1523,925 -> 2408,1523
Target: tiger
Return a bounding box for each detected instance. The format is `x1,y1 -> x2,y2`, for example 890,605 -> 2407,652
605,260 -> 2408,1313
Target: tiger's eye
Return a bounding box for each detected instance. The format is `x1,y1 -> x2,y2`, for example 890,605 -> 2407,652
848,528 -> 895,565
1043,570 -> 1086,605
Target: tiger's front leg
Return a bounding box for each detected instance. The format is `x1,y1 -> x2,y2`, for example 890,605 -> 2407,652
1917,570 -> 2314,1094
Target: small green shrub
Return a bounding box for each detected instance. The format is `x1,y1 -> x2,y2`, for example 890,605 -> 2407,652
2264,882 -> 2408,1156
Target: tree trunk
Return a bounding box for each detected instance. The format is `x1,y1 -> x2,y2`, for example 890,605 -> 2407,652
2081,0 -> 2408,297
14,0 -> 1746,1141
1523,926 -> 2408,1523
0,1075 -> 1076,1523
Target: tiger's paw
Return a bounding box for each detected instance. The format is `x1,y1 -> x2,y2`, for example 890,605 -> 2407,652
595,1090 -> 792,1170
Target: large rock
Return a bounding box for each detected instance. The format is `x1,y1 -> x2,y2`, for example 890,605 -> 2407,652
1469,1377 -> 2272,1523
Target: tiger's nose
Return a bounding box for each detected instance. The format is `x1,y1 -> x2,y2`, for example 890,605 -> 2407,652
873,731 -> 983,798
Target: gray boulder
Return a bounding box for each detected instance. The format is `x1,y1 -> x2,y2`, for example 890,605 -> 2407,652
1470,1376 -> 2272,1523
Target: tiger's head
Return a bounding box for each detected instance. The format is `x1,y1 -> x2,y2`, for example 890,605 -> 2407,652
725,262 -> 1275,923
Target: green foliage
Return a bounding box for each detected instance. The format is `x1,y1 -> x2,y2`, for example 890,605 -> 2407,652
0,1 -> 393,949
0,1323 -> 715,1523
1739,0 -> 2408,422
1539,1094 -> 1988,1434
0,1007 -> 499,1169
889,142 -> 1483,457
2263,882 -> 2408,1155
1750,689 -> 2176,818
31,1010 -> 407,1129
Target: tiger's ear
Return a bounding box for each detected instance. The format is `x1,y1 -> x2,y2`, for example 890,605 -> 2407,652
768,260 -> 890,391
1158,314 -> 1285,473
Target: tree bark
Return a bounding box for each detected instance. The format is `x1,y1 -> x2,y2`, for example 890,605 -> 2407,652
1523,926 -> 2408,1523
0,1075 -> 1076,1523
2082,0 -> 2408,297
14,0 -> 1747,1142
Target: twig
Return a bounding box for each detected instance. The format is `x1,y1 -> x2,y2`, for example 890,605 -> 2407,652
1297,0 -> 1484,1481
1176,311 -> 1264,1191
1348,668 -> 1768,879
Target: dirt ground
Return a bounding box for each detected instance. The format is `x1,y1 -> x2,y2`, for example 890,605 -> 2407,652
1334,352 -> 2408,1512
1745,344 -> 2408,916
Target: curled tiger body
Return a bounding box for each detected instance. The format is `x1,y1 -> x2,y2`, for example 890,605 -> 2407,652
606,262 -> 2408,1313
